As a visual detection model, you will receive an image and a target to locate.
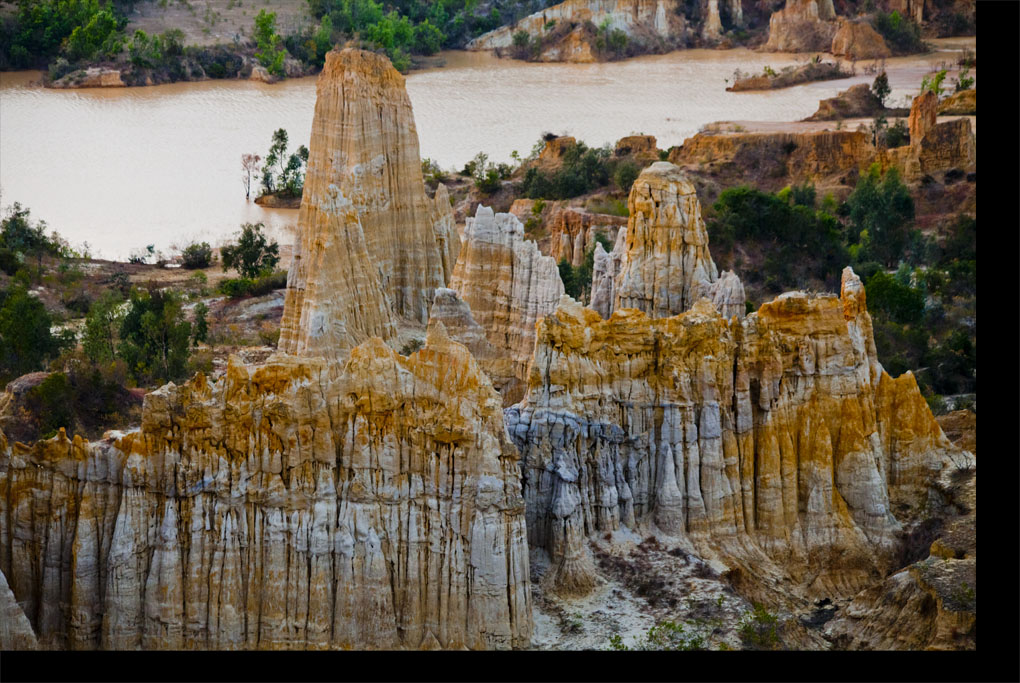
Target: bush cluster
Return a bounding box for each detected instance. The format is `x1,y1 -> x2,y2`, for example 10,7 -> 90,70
521,141 -> 615,200
872,10 -> 926,55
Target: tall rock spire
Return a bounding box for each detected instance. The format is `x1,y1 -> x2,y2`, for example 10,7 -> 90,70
613,161 -> 742,319
279,48 -> 460,360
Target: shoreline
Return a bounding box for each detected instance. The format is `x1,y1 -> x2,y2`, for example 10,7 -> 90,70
0,36 -> 974,91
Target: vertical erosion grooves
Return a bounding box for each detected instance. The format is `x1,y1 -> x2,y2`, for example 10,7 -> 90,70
507,269 -> 965,600
0,326 -> 531,650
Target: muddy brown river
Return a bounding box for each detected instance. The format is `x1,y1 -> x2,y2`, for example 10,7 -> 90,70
0,40 -> 973,258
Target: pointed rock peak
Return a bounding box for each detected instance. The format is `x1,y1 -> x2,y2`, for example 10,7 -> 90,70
840,266 -> 867,319
615,160 -> 719,318
321,47 -> 404,87
425,319 -> 451,348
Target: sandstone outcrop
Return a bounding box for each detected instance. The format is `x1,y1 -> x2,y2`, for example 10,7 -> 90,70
909,91 -> 939,143
830,20 -> 891,60
448,206 -> 565,405
671,130 -> 875,183
890,92 -> 975,182
614,134 -> 660,163
547,208 -> 627,266
506,268 -> 968,600
612,162 -> 740,319
804,83 -> 899,122
535,136 -> 578,170
763,0 -> 837,53
279,49 -> 459,357
49,67 -> 126,89
468,0 -> 686,53
0,326 -> 532,650
937,89 -> 976,116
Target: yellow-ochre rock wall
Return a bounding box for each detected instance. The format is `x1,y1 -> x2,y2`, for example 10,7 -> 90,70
505,268 -> 964,598
0,326 -> 531,650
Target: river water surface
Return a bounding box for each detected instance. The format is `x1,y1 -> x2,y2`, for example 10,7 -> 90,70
0,40 -> 973,258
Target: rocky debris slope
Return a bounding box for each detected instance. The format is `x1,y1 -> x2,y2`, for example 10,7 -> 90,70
824,457 -> 975,650
611,162 -> 743,320
505,268 -> 967,603
445,206 -> 565,405
279,48 -> 459,359
0,325 -> 532,650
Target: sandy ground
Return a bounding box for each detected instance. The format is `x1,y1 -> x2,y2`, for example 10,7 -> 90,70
124,0 -> 314,46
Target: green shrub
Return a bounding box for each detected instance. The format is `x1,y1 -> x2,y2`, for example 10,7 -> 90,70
608,621 -> 708,651
738,604 -> 780,650
0,285 -> 72,381
221,223 -> 280,279
872,11 -> 925,54
192,302 -> 209,345
218,270 -> 288,298
845,163 -> 914,267
117,285 -> 192,385
181,241 -> 213,269
0,248 -> 21,276
865,271 -> 925,325
25,372 -> 75,438
706,186 -> 848,292
521,141 -> 612,200
586,198 -> 628,217
613,161 -> 639,192
82,291 -> 124,364
884,119 -> 909,148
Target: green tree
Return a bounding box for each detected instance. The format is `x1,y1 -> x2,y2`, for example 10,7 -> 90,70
118,285 -> 192,384
82,290 -> 124,364
221,222 -> 280,279
865,271 -> 924,324
254,9 -> 286,76
192,302 -> 209,346
871,71 -> 891,107
0,285 -> 70,380
0,202 -> 61,281
920,69 -> 948,97
63,8 -> 122,61
558,258 -> 579,299
24,372 -> 75,438
613,161 -> 639,192
845,163 -> 914,267
181,241 -> 213,269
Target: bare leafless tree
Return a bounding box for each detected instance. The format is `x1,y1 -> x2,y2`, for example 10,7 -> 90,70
242,153 -> 261,200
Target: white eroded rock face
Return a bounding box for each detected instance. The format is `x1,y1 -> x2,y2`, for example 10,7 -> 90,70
506,269 -> 965,599
468,0 -> 686,50
448,206 -> 565,405
0,327 -> 532,650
